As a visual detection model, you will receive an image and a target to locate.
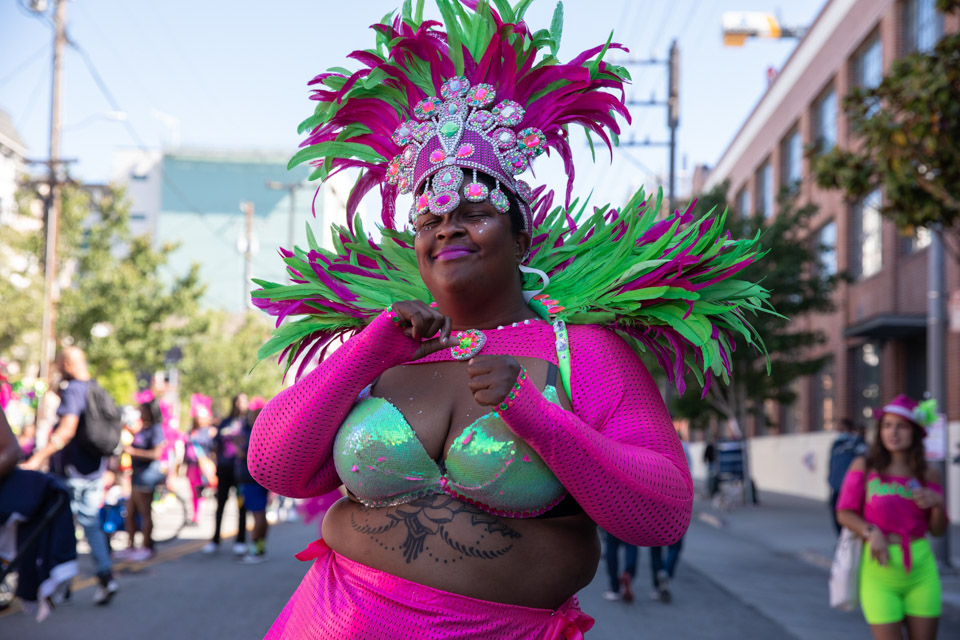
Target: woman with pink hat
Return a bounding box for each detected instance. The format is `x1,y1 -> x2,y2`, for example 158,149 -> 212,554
836,394 -> 949,640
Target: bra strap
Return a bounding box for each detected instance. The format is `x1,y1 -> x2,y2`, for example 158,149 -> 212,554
546,362 -> 559,388
552,319 -> 572,400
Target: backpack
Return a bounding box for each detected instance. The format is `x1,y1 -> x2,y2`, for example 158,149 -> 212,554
77,381 -> 124,457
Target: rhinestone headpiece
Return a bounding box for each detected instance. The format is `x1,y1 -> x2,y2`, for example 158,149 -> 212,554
387,76 -> 543,230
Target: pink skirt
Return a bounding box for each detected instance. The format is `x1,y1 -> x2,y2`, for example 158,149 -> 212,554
265,539 -> 594,639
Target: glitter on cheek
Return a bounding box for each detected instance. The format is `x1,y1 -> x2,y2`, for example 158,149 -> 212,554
377,456 -> 387,462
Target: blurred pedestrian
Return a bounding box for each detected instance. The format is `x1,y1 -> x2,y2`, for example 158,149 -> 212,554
828,417 -> 867,535
703,436 -> 718,498
236,397 -> 269,563
20,347 -> 118,605
649,435 -> 693,603
2,405 -> 78,621
203,393 -> 248,556
184,394 -> 216,525
117,397 -> 166,562
836,395 -> 948,640
601,532 -> 637,602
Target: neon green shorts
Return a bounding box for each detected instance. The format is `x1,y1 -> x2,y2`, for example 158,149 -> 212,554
860,537 -> 941,624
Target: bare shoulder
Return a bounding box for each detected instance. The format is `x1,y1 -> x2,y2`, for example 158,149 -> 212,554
848,456 -> 867,472
924,466 -> 943,485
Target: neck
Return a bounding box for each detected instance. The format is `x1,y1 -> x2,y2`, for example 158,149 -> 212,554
435,288 -> 537,331
888,450 -> 910,467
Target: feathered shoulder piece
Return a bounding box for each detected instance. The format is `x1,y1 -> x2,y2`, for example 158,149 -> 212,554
253,188 -> 773,395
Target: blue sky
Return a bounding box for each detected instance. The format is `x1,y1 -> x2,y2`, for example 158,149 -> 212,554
1,0 -> 826,209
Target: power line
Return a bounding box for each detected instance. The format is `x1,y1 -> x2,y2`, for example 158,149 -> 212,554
0,42 -> 49,89
677,0 -> 704,42
15,59 -> 48,131
67,37 -> 238,251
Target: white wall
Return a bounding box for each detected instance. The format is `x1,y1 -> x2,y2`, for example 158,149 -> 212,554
689,425 -> 960,522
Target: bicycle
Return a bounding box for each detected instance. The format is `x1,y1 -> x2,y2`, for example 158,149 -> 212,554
101,482 -> 188,546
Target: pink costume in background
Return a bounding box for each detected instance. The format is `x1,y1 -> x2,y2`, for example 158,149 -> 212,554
249,312 -> 693,637
836,469 -> 946,571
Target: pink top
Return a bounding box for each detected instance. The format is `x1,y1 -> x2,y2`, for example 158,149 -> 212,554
836,469 -> 945,570
248,311 -> 693,546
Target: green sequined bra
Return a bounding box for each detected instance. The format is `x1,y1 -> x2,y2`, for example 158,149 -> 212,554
332,366 -> 568,518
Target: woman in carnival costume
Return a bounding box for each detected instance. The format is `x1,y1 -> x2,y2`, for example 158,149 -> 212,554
837,395 -> 949,640
249,2 -> 771,638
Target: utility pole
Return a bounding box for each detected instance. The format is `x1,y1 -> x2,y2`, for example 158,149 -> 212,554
612,40 -> 680,215
38,0 -> 66,382
266,180 -> 303,249
927,225 -> 951,568
667,40 -> 679,216
240,201 -> 256,310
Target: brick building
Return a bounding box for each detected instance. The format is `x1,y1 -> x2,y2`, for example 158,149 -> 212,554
701,0 -> 960,435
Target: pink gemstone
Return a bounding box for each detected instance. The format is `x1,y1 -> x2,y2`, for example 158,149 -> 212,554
524,134 -> 539,148
430,150 -> 446,163
387,163 -> 400,176
468,185 -> 484,196
456,144 -> 474,158
422,102 -> 435,113
435,194 -> 451,206
476,88 -> 487,99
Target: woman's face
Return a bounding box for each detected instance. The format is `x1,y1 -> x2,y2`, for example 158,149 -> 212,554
236,394 -> 249,414
879,413 -> 915,452
413,182 -> 528,297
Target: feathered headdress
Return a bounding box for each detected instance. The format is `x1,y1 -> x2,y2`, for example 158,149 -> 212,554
254,0 -> 774,397
289,0 -> 630,231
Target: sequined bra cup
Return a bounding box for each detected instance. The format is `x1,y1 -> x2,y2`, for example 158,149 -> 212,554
333,366 -> 568,518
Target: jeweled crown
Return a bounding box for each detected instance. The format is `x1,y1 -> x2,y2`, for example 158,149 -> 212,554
386,76 -> 545,230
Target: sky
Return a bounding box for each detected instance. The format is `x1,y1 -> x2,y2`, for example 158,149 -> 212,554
0,0 -> 828,212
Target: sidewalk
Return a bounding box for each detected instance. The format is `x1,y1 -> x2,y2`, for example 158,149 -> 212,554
683,490 -> 960,640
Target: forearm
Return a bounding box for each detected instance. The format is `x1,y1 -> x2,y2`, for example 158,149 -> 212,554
500,386 -> 692,546
929,505 -> 949,537
836,509 -> 875,538
248,312 -> 417,497
0,443 -> 19,477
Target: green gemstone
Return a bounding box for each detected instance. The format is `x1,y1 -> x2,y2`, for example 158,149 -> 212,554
440,121 -> 459,138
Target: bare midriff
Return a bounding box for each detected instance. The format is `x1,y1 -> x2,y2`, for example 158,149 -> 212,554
323,496 -> 600,609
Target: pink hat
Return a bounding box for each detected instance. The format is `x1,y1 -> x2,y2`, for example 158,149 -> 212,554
249,396 -> 267,411
874,394 -> 938,431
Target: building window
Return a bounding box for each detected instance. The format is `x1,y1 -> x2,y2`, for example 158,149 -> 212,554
852,342 -> 882,423
903,226 -> 932,253
755,161 -> 774,218
813,86 -> 838,153
852,33 -> 883,90
810,363 -> 835,432
903,0 -> 942,54
818,220 -> 838,278
852,190 -> 883,279
780,127 -> 803,190
736,185 -> 751,217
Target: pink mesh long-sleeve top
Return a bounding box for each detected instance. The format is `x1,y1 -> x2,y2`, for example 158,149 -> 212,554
249,311 -> 693,546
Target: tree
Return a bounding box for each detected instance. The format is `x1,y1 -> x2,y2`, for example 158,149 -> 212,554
811,0 -> 960,258
0,193 -> 43,367
6,182 -> 208,402
177,310 -> 283,417
671,183 -> 842,433
55,183 -> 208,390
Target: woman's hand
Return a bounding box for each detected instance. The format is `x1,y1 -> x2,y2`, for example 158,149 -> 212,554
912,487 -> 944,510
390,301 -> 454,360
467,354 -> 522,406
866,527 -> 889,566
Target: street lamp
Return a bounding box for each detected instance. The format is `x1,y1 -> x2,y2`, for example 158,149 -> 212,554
721,12 -> 805,47
266,180 -> 305,250
62,110 -> 126,132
